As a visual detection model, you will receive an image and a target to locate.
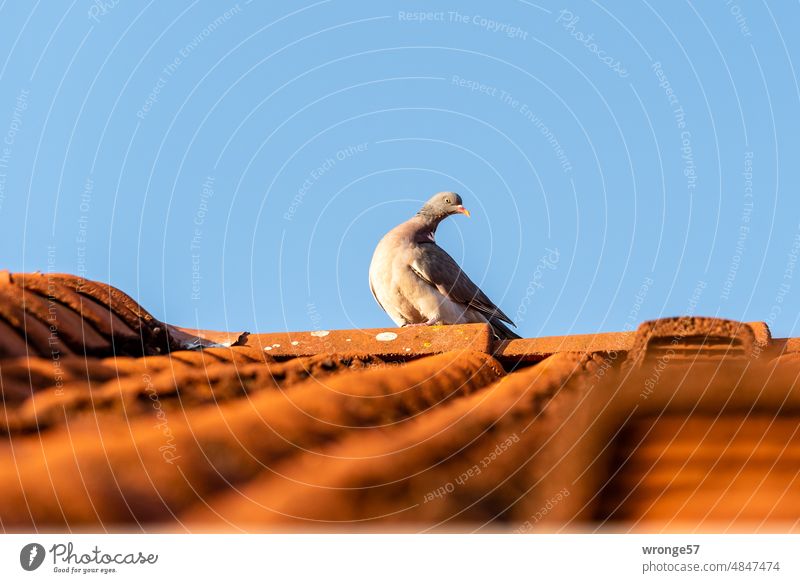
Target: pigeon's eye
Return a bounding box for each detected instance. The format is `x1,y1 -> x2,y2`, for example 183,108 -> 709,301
445,198 -> 451,204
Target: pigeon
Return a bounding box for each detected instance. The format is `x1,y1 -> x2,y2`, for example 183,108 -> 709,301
369,191 -> 521,340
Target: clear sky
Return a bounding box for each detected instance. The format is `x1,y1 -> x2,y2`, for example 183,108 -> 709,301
1,1 -> 798,339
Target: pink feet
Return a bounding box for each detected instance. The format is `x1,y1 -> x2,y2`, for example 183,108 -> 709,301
402,319 -> 439,327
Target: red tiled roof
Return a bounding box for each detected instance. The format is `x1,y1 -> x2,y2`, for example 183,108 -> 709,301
1,271 -> 799,532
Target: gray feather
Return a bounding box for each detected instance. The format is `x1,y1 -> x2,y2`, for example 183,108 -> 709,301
410,242 -> 515,326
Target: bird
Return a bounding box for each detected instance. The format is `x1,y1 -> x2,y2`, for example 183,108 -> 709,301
369,191 -> 521,340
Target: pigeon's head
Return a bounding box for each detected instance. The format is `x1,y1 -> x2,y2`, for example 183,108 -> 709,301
417,191 -> 470,222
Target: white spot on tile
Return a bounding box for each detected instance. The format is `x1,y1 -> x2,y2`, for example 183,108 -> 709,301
272,343 -> 280,348
310,330 -> 330,337
291,341 -> 300,346
375,332 -> 398,342
405,347 -> 411,352
264,346 -> 273,351
346,338 -> 352,342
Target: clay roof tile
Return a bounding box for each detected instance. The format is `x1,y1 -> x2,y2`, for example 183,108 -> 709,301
1,272 -> 800,532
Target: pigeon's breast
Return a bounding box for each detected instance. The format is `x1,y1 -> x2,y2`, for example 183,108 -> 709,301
369,233 -> 426,326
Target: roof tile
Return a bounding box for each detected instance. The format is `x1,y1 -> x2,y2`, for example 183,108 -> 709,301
244,323 -> 494,359
1,272 -> 800,532
185,353 -> 596,527
598,415 -> 800,527
0,350 -> 502,526
2,352 -> 383,434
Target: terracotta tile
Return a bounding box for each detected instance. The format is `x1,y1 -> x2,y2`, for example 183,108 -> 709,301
2,353 -> 384,434
624,317 -> 765,368
0,351 -> 502,527
2,272 -> 800,532
0,272 -> 179,358
598,415 -> 800,530
184,353 -> 600,528
0,346 -> 275,405
244,323 -> 494,360
496,331 -> 635,364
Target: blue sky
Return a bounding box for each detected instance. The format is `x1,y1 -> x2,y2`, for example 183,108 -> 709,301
1,1 -> 799,338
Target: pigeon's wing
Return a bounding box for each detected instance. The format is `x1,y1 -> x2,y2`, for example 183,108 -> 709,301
410,243 -> 515,325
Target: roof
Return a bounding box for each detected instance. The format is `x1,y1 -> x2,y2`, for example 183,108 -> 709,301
1,271 -> 799,532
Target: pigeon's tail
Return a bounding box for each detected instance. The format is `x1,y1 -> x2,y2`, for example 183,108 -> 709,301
488,317 -> 521,340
